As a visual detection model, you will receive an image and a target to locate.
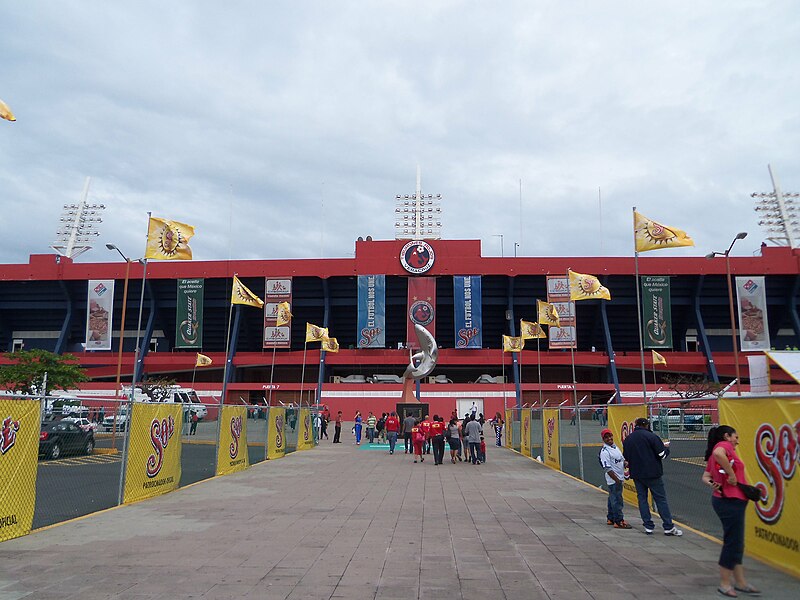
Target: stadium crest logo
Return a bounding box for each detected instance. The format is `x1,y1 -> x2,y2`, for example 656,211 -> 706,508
400,241 -> 435,274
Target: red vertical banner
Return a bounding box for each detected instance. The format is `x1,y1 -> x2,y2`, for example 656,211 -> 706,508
263,277 -> 292,348
407,277 -> 436,349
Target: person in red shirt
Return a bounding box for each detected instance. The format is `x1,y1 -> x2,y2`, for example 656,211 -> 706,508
411,420 -> 425,463
420,415 -> 432,455
385,411 -> 400,454
429,415 -> 446,465
332,411 -> 343,443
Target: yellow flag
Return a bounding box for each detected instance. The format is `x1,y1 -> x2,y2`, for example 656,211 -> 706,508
321,335 -> 339,353
195,353 -> 212,367
503,335 -> 524,352
520,320 -> 546,339
569,269 -> 611,301
275,302 -> 292,326
306,323 -> 328,342
537,299 -> 560,327
231,275 -> 264,308
0,99 -> 16,122
652,350 -> 667,366
144,216 -> 195,260
634,211 -> 694,253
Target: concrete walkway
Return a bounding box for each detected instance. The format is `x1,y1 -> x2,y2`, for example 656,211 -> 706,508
1,439 -> 798,599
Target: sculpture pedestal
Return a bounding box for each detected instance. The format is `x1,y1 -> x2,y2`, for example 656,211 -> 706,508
401,378 -> 419,403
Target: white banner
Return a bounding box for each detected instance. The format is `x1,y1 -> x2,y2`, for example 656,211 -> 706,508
747,355 -> 770,394
86,280 -> 114,351
736,276 -> 770,352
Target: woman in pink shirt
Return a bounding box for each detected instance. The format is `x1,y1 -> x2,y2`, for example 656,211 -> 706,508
701,426 -> 760,597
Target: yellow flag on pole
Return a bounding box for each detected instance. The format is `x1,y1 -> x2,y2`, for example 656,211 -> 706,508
195,353 -> 212,367
634,211 -> 694,253
0,99 -> 16,122
321,336 -> 339,353
275,302 -> 292,326
306,323 -> 328,342
503,335 -> 524,352
231,275 -> 264,308
569,269 -> 611,301
520,320 -> 546,339
144,216 -> 195,260
537,300 -> 560,327
652,350 -> 667,366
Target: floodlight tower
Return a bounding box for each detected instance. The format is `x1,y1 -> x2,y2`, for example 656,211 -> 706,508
752,165 -> 799,248
394,167 -> 442,240
51,177 -> 105,258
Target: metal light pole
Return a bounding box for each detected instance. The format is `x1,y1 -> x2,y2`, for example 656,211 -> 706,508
706,232 -> 748,396
493,234 -> 504,257
106,244 -> 131,451
514,242 -> 520,257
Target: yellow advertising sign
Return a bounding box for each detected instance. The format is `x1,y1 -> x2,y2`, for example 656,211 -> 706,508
216,405 -> 249,476
609,404 -> 647,507
542,408 -> 560,470
504,409 -> 512,447
520,410 -> 531,457
296,408 -> 314,451
267,406 -> 286,460
719,397 -> 800,578
0,399 -> 39,542
123,403 -> 182,504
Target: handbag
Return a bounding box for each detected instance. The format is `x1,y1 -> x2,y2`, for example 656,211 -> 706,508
738,483 -> 762,502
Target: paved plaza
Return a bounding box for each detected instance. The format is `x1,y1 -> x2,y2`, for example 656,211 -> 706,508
1,437 -> 798,599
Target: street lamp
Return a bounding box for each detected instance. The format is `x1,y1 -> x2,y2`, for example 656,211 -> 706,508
706,232 -> 748,396
106,244 -> 132,448
493,234 -> 504,257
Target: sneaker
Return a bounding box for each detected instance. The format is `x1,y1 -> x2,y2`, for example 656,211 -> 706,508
614,521 -> 632,529
644,527 -> 654,535
413,460 -> 417,463
664,527 -> 683,537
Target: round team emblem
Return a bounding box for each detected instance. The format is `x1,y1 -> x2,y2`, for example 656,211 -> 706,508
400,240 -> 435,274
409,300 -> 435,326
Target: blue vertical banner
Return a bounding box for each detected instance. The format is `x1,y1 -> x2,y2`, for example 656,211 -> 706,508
358,275 -> 385,348
454,275 -> 482,348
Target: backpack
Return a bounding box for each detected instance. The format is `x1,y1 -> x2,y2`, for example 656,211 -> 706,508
376,418 -> 385,432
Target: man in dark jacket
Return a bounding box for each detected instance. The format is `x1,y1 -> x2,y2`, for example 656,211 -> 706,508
622,417 -> 682,536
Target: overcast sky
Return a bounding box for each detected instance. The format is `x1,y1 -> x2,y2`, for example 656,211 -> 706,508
1,2 -> 798,265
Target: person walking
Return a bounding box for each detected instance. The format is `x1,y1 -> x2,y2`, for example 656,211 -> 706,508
353,411 -> 363,445
430,415 -> 446,465
622,417 -> 682,536
366,412 -> 377,444
599,428 -> 631,529
702,426 -> 760,597
411,419 -> 425,463
189,411 -> 198,435
376,412 -> 387,443
464,417 -> 482,464
493,413 -> 504,447
446,418 -> 461,463
420,415 -> 432,454
333,411 -> 342,443
385,411 -> 400,454
459,413 -> 471,463
320,413 -> 329,440
402,412 -> 416,454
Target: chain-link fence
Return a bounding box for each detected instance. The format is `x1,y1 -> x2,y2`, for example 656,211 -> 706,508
0,395 -> 321,542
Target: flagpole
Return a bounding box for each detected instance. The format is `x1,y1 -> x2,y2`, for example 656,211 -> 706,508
566,268 -> 584,481
217,281 -> 236,468
633,207 -> 648,402
537,336 -> 542,405
299,337 -> 308,407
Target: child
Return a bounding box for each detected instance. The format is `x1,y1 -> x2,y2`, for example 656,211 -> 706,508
479,435 -> 486,463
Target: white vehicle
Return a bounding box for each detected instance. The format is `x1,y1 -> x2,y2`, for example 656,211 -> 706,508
163,386 -> 208,420
62,417 -> 98,432
102,407 -> 130,431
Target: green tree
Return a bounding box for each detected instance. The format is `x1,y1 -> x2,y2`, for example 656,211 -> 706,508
0,349 -> 89,396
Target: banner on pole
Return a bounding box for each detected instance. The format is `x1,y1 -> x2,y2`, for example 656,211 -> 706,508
123,403 -> 182,504
267,406 -> 286,459
296,408 -> 314,451
0,399 -> 39,542
641,276 -> 672,349
736,277 -> 771,352
86,280 -> 114,350
216,405 -> 248,476
547,276 -> 576,349
407,277 -> 436,349
357,275 -> 385,348
609,404 -> 647,506
176,278 -> 204,349
719,397 -> 800,578
454,276 -> 482,348
521,409 -> 531,457
542,408 -> 561,470
264,278 -> 293,348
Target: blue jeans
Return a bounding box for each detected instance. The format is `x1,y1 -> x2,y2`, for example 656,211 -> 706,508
607,482 -> 624,523
366,427 -> 375,443
387,431 -> 398,453
354,424 -> 362,443
712,496 -> 747,569
634,477 -> 674,530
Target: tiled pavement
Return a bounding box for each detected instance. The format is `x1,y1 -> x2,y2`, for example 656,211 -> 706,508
1,438 -> 798,599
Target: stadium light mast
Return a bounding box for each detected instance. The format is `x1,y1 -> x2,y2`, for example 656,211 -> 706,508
51,177 -> 105,258
752,164 -> 799,248
394,167 -> 442,240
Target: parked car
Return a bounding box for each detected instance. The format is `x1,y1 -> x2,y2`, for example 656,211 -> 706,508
61,417 -> 98,432
102,408 -> 130,432
39,421 -> 95,459
651,408 -> 704,431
